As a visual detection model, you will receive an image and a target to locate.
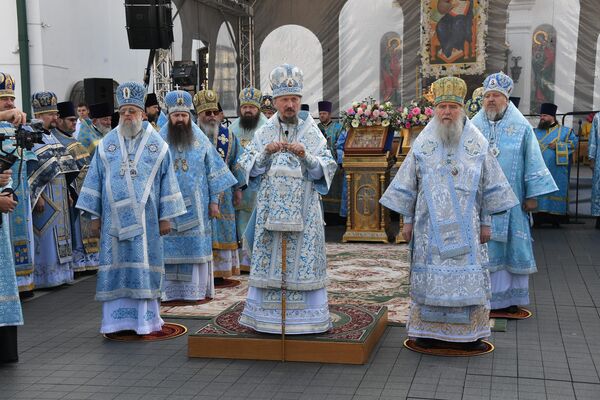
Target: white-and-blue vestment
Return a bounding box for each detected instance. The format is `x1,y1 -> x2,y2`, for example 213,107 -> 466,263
159,122 -> 237,300
230,113 -> 268,270
472,103 -> 558,308
237,114 -> 337,334
380,118 -> 518,341
76,125 -> 186,333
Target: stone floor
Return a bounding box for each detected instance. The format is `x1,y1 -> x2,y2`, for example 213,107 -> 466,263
1,220 -> 599,400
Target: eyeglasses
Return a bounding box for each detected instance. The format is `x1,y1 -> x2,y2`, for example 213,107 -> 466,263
203,110 -> 219,116
119,108 -> 141,115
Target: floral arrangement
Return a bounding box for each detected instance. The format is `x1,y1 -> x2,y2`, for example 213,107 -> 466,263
341,97 -> 397,129
396,99 -> 434,129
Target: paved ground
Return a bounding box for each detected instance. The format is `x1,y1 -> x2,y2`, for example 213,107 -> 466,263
1,221 -> 599,400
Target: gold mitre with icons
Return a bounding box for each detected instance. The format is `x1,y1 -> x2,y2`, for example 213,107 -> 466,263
193,89 -> 219,114
431,76 -> 467,105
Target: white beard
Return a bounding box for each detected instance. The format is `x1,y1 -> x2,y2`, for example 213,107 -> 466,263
119,119 -> 142,138
431,115 -> 465,149
484,104 -> 508,122
198,120 -> 219,138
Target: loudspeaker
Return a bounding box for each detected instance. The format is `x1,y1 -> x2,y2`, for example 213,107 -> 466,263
172,61 -> 198,88
83,78 -> 114,109
125,0 -> 173,50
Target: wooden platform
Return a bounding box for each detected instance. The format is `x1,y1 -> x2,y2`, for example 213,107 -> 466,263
188,302 -> 388,364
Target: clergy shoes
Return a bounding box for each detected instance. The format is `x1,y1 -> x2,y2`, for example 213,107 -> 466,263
414,337 -> 487,352
492,305 -> 520,314
0,326 -> 18,363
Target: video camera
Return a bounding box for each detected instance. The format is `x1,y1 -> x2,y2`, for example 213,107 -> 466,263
0,120 -> 46,171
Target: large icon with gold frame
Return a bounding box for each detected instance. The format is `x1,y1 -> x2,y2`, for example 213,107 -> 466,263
344,126 -> 392,155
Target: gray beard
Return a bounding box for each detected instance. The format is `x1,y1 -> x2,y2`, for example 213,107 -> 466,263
485,104 -> 508,122
119,119 -> 142,138
431,115 -> 465,149
281,115 -> 298,125
96,123 -> 111,135
198,120 -> 219,138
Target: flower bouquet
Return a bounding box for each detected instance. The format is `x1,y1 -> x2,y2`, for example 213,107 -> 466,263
341,97 -> 397,130
396,99 -> 434,129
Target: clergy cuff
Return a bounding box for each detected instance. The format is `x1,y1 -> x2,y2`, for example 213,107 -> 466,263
302,153 -> 319,170
256,151 -> 271,168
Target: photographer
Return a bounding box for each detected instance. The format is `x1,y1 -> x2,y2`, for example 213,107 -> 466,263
0,72 -> 25,363
0,73 -> 38,297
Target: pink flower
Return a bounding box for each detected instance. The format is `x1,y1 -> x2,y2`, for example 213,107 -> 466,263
405,122 -> 411,128
425,107 -> 433,116
372,109 -> 380,118
347,107 -> 355,114
413,107 -> 421,115
364,109 -> 372,117
361,103 -> 368,109
356,108 -> 364,115
380,111 -> 388,118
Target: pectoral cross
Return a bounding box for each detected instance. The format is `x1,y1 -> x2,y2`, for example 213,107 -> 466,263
174,84 -> 180,90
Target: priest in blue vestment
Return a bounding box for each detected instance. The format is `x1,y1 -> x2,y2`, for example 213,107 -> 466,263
472,72 -> 557,315
260,95 -> 276,119
193,90 -> 246,280
238,64 -> 337,334
533,102 -> 577,227
317,100 -> 347,217
159,90 -> 237,302
0,106 -> 26,363
0,73 -> 38,296
30,91 -> 80,288
230,87 -> 268,272
54,101 -> 99,272
381,77 -> 518,350
76,82 -> 186,334
77,102 -> 113,156
588,112 -> 600,229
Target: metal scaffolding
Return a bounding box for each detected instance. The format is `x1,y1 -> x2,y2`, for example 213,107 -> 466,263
152,48 -> 173,106
238,10 -> 254,88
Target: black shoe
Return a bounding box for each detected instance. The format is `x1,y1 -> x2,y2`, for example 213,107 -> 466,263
19,290 -> 34,300
506,305 -> 520,314
414,338 -> 442,349
461,339 -> 488,352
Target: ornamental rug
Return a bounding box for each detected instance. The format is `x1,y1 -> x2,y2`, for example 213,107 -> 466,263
161,243 -> 412,325
160,243 -> 507,331
195,302 -> 386,343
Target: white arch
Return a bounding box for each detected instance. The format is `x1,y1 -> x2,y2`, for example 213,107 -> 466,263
507,0 -> 580,116
213,21 -> 238,115
260,24 -> 323,114
339,0 -> 404,110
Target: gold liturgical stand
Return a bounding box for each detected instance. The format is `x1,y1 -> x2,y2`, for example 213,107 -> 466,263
342,126 -> 395,243
390,126 -> 425,244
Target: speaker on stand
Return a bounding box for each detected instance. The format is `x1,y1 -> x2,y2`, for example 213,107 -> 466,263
124,0 -> 173,50
83,78 -> 114,110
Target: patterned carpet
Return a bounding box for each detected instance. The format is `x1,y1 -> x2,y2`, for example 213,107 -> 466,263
160,243 -> 411,325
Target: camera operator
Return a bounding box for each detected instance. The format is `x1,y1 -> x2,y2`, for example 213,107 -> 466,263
0,72 -> 24,363
0,73 -> 38,298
